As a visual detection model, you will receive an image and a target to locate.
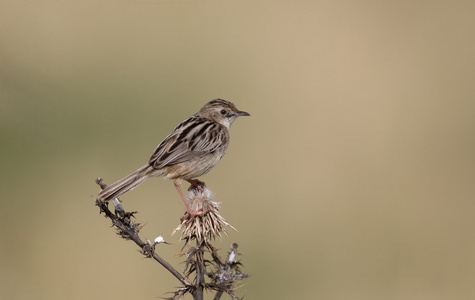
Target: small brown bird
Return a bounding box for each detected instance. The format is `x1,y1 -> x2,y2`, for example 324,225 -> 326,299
97,99 -> 250,218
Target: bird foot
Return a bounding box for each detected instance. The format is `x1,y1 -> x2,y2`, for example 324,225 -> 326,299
180,208 -> 211,223
186,179 -> 206,193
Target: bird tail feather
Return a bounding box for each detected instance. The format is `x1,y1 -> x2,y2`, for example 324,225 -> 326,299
97,164 -> 158,201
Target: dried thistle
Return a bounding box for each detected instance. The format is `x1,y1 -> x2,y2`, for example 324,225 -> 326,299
173,186 -> 235,244
96,178 -> 247,299
207,243 -> 248,299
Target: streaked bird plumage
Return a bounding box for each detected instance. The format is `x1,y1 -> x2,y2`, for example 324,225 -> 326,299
97,99 -> 250,217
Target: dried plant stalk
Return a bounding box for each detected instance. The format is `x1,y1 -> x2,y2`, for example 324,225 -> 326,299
95,178 -> 247,300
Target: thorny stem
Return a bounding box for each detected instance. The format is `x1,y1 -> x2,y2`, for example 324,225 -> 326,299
192,242 -> 205,300
95,178 -> 191,288
213,291 -> 224,300
95,177 -> 247,300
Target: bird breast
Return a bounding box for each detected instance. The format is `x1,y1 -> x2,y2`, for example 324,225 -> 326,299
163,149 -> 226,180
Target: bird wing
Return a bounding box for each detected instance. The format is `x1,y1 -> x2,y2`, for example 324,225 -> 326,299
149,117 -> 227,169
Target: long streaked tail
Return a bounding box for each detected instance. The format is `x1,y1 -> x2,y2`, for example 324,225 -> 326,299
97,164 -> 159,201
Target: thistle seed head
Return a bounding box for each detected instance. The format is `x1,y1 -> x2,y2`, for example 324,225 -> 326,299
173,187 -> 235,243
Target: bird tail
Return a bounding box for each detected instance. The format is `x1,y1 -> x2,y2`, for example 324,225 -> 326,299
97,164 -> 159,201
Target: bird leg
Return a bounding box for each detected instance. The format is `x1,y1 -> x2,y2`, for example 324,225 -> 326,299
186,179 -> 206,192
174,181 -> 193,213
174,180 -> 206,222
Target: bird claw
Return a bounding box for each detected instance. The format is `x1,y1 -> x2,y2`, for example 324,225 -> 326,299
186,179 -> 206,193
180,208 -> 211,223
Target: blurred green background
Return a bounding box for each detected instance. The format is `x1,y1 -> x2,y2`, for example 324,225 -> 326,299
1,1 -> 475,299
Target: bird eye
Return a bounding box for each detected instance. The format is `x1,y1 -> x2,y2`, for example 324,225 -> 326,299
220,109 -> 227,116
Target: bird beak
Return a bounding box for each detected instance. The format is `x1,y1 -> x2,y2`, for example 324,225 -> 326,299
235,110 -> 251,117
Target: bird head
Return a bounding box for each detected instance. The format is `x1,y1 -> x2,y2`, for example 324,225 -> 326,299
198,99 -> 250,128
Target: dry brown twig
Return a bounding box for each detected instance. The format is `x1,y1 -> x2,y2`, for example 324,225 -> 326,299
95,178 -> 248,300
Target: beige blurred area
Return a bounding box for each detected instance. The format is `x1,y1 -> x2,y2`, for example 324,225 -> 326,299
1,1 -> 475,299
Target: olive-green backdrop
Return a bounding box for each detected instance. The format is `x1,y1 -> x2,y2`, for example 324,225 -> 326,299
1,1 -> 475,299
